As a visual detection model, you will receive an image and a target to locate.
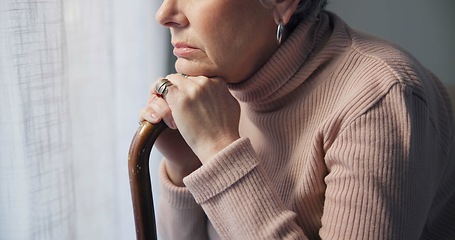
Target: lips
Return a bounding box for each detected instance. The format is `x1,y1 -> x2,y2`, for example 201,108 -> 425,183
172,42 -> 200,58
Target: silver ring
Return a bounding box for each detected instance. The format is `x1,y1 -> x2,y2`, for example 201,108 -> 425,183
155,78 -> 173,97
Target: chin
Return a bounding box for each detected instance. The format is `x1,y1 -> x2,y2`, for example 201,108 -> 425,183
175,58 -> 217,77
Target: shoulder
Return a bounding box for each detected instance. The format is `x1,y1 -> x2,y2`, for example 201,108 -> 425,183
322,14 -> 453,138
346,26 -> 452,121
324,13 -> 441,108
344,24 -> 431,98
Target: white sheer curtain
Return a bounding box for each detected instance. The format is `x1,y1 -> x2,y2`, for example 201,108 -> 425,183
0,0 -> 167,239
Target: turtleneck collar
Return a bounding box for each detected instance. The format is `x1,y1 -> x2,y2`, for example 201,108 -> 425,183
228,12 -> 348,111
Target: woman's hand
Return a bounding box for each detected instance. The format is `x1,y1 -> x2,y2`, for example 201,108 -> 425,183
163,74 -> 241,163
139,73 -> 241,184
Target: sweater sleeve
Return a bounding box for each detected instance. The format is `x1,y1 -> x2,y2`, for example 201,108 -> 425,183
183,138 -> 308,239
157,161 -> 209,240
321,84 -> 450,239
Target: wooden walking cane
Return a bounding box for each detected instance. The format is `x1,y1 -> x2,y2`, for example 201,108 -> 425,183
128,121 -> 168,240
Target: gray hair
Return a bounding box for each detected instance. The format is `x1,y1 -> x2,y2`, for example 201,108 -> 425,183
261,0 -> 328,28
294,0 -> 328,21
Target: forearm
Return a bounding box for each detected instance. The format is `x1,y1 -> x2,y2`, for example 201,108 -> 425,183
157,162 -> 209,239
155,128 -> 202,186
184,138 -> 308,239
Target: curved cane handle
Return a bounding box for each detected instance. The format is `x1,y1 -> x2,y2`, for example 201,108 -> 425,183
128,121 -> 168,240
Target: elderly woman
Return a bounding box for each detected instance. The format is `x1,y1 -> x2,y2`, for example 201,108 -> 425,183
140,0 -> 455,239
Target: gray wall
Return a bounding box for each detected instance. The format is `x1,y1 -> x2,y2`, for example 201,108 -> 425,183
327,0 -> 455,85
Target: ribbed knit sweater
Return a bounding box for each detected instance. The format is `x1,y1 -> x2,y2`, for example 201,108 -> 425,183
157,11 -> 455,239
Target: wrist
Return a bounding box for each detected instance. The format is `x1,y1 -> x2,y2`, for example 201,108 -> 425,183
197,134 -> 240,164
164,159 -> 201,187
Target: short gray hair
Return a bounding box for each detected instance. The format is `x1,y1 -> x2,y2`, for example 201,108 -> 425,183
261,0 -> 328,27
293,0 -> 327,22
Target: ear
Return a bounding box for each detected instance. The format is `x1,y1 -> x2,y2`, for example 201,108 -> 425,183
271,0 -> 300,25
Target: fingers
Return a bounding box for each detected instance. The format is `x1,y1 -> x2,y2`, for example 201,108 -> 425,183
154,78 -> 173,98
140,73 -> 210,129
162,73 -> 219,106
139,80 -> 177,129
139,96 -> 162,123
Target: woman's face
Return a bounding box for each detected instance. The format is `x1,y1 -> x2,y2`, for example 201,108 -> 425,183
156,0 -> 278,83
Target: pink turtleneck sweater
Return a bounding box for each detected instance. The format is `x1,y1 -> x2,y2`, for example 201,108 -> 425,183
157,11 -> 455,239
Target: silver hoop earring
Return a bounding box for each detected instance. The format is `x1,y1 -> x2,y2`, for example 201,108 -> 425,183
276,21 -> 284,44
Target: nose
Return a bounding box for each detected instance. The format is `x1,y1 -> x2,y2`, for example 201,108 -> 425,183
155,0 -> 188,28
